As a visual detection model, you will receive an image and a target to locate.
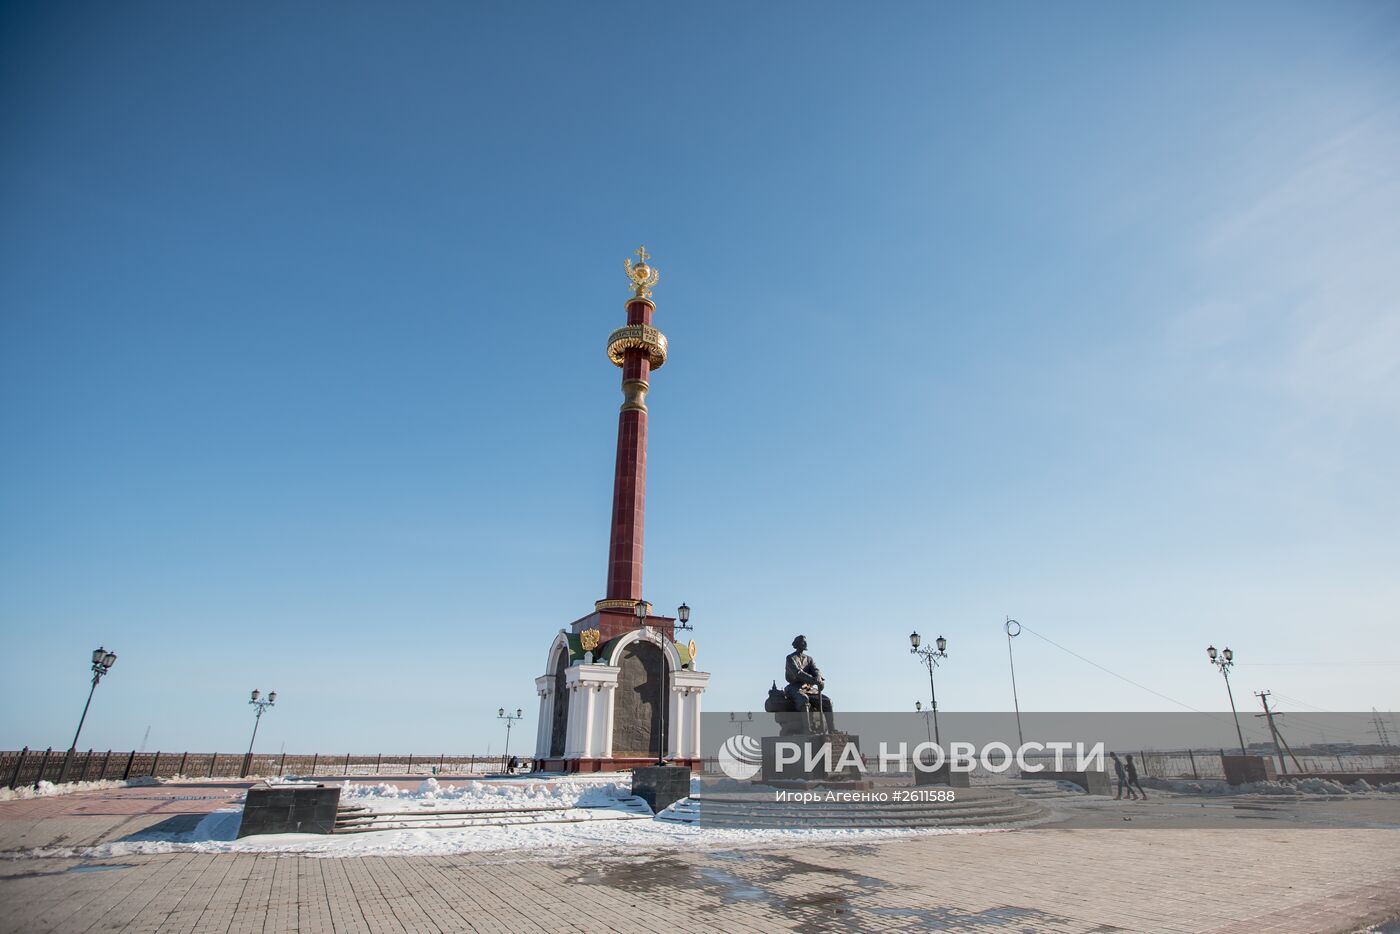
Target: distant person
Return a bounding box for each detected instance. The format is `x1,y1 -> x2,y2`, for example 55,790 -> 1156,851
1111,752 -> 1137,800
507,755 -> 519,774
1125,754 -> 1147,799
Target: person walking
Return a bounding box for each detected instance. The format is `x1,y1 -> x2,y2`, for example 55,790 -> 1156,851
1125,754 -> 1148,799
1111,752 -> 1137,800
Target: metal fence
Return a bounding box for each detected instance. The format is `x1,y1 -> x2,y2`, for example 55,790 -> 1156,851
2,748 -> 535,790
688,750 -> 1400,781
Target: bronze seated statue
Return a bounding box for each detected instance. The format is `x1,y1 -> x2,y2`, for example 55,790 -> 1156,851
763,634 -> 836,735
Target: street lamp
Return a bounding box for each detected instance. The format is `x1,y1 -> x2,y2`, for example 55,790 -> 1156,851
730,711 -> 753,735
1005,618 -> 1025,747
497,707 -> 524,767
909,631 -> 948,745
915,700 -> 933,743
242,689 -> 277,777
59,647 -> 118,782
1207,645 -> 1247,755
635,599 -> 694,766
69,647 -> 117,752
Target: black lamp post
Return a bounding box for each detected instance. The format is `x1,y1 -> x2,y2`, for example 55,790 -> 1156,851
909,631 -> 948,745
497,707 -> 523,765
634,599 -> 667,764
1004,618 -> 1025,747
242,689 -> 277,777
637,600 -> 694,766
915,700 -> 933,743
59,647 -> 117,783
1207,645 -> 1247,754
70,647 -> 117,752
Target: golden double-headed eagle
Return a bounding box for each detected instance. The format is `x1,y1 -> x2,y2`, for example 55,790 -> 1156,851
624,245 -> 659,299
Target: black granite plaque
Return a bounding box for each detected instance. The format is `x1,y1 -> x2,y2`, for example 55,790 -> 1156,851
913,761 -> 972,787
549,652 -> 568,758
632,765 -> 690,814
237,783 -> 342,837
613,642 -> 662,758
760,733 -> 866,784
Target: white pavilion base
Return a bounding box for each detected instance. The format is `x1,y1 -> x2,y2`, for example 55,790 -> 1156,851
532,626 -> 709,773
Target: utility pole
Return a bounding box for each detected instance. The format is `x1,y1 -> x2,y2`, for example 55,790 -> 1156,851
1372,708 -> 1393,748
1254,692 -> 1302,773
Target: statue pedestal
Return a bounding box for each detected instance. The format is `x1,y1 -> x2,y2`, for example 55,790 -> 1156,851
632,765 -> 691,814
914,763 -> 971,787
760,732 -> 870,787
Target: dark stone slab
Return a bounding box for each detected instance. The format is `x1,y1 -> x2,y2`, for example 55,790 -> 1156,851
237,783 -> 342,837
761,733 -> 865,784
631,765 -> 690,814
1019,769 -> 1112,795
614,642 -> 663,758
913,762 -> 971,787
1222,755 -> 1276,786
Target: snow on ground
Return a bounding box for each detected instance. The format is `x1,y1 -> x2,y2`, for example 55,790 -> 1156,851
0,776 -> 160,802
335,775 -> 635,813
2,774 -> 1005,860
1142,776 -> 1400,797
48,809 -> 983,860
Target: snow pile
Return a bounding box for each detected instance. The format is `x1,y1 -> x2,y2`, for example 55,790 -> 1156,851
337,775 -> 634,813
1,774 -> 1004,860
1379,782 -> 1400,793
1141,776 -> 1377,796
0,777 -> 157,802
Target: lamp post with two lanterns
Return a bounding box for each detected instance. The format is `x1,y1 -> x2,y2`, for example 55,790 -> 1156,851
497,707 -> 523,767
242,689 -> 277,777
69,647 -> 118,752
1207,645 -> 1248,755
909,632 -> 948,745
635,599 -> 692,765
59,647 -> 118,783
914,700 -> 933,743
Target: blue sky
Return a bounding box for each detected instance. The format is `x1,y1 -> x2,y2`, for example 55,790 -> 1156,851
3,2 -> 1398,755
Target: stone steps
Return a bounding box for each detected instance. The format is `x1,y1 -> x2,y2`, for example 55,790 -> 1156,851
989,780 -> 1091,799
658,786 -> 1045,829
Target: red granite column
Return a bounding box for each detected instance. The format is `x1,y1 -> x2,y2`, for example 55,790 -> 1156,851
605,298 -> 654,604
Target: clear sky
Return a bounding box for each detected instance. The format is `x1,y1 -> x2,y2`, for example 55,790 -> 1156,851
3,2 -> 1398,756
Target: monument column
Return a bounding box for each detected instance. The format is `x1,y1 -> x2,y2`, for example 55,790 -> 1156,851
531,247 -> 708,774
597,247 -> 667,613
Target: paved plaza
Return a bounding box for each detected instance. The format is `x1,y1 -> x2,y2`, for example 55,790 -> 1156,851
1,781 -> 1399,932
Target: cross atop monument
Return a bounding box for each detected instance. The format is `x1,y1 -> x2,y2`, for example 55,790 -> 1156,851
634,245 -> 650,264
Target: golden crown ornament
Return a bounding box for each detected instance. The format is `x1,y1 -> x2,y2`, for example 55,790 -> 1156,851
624,245 -> 659,299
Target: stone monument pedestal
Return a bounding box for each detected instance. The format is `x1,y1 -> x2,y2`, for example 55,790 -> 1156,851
632,765 -> 691,814
760,732 -> 870,787
1222,754 -> 1276,786
914,762 -> 972,787
237,783 -> 341,837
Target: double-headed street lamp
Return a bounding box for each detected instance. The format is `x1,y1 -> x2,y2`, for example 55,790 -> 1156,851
637,599 -> 693,766
501,705 -> 526,761
909,632 -> 948,745
242,689 -> 277,777
60,647 -> 118,782
1207,645 -> 1248,755
70,647 -> 118,752
914,700 -> 933,743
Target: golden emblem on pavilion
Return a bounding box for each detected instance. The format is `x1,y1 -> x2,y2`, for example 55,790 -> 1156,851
624,245 -> 659,299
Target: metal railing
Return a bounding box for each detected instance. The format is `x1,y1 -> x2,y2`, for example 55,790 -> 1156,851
2,748 -> 535,790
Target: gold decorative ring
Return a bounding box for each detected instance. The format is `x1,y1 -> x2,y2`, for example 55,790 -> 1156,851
606,325 -> 667,369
